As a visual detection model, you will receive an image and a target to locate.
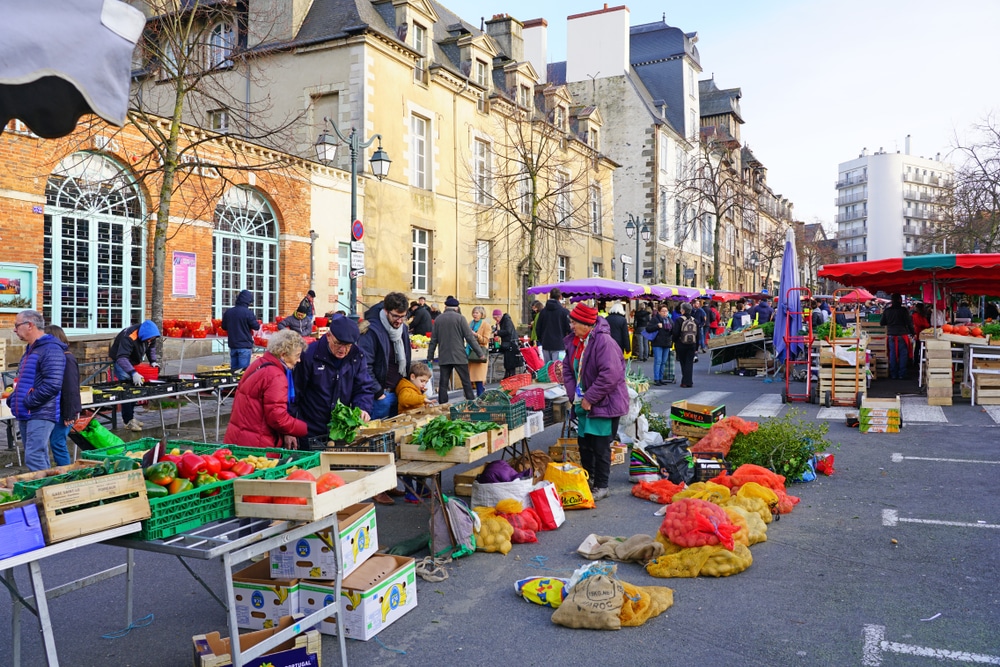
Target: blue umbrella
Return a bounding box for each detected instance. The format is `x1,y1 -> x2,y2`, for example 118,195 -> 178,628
773,229 -> 801,362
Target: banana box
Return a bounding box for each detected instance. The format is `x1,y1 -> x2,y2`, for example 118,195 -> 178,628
269,503 -> 377,580
232,560 -> 299,631
300,555 -> 417,641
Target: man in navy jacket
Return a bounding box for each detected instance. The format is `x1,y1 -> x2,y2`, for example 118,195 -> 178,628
221,289 -> 261,370
8,310 -> 65,471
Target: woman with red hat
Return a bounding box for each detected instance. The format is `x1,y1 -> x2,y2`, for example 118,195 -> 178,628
561,303 -> 629,501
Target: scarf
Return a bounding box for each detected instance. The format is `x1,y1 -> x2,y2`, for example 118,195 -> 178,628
380,308 -> 407,376
467,318 -> 483,355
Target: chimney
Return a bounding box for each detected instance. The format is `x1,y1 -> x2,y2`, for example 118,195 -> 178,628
566,4 -> 630,83
523,18 -> 548,83
485,14 -> 524,62
905,134 -> 911,155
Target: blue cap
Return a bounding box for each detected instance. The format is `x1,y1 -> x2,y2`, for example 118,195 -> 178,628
138,320 -> 160,340
327,316 -> 359,344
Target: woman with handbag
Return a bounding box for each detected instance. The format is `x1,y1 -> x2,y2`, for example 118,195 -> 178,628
646,303 -> 675,385
492,308 -> 519,378
467,306 -> 491,396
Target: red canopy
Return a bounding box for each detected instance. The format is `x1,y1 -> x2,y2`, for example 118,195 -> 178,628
818,253 -> 1000,296
837,288 -> 876,303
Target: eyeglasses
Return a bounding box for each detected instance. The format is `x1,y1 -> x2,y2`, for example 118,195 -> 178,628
13,321 -> 29,329
387,311 -> 407,323
328,338 -> 353,351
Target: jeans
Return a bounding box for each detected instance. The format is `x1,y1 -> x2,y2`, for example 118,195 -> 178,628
698,326 -> 707,350
371,391 -> 397,419
632,334 -> 649,360
474,381 -> 485,397
438,364 -> 475,404
888,335 -> 910,379
49,421 -> 73,466
19,419 -> 56,472
542,349 -> 565,363
230,347 -> 252,370
113,362 -> 136,424
652,346 -> 674,382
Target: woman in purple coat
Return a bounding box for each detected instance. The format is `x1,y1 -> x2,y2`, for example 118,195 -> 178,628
562,303 -> 630,501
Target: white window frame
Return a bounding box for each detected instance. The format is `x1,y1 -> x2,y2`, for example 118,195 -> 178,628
519,167 -> 532,217
208,109 -> 229,133
557,256 -> 568,282
475,59 -> 489,88
659,188 -> 668,240
554,106 -> 566,131
413,23 -> 427,83
473,138 -> 490,205
475,240 -> 490,298
555,171 -> 570,226
590,185 -> 601,235
410,114 -> 429,189
589,127 -> 599,151
592,262 -> 602,278
208,21 -> 235,69
519,84 -> 532,109
412,228 -> 430,293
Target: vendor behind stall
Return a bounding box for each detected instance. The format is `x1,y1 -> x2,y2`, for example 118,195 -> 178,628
110,319 -> 159,432
277,303 -> 312,336
880,293 -> 914,380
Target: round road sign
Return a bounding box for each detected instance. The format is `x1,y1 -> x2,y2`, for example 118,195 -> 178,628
352,220 -> 364,240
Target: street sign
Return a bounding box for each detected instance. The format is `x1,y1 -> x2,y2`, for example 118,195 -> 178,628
351,219 -> 364,240
350,252 -> 365,269
643,269 -> 653,278
683,268 -> 695,280
620,254 -> 632,265
350,240 -> 365,252
350,268 -> 366,278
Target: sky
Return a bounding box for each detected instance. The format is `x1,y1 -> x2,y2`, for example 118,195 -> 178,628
437,0 -> 1000,229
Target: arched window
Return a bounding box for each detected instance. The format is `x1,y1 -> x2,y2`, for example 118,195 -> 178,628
212,186 -> 279,322
208,22 -> 235,68
44,152 -> 145,334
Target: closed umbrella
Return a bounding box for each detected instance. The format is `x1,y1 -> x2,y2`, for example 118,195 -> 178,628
773,228 -> 801,363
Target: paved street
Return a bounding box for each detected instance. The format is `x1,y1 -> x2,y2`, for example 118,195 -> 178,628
2,354 -> 998,666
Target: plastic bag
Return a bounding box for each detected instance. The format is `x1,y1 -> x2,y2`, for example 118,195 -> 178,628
528,481 -> 565,530
496,499 -> 541,543
515,577 -> 569,608
78,419 -> 125,452
430,495 -> 479,559
628,446 -> 661,483
471,477 -> 534,509
543,462 -> 595,510
645,437 -> 694,485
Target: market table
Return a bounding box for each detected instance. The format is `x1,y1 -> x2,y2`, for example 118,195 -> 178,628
86,385 -> 210,441
105,514 -> 349,667
707,338 -> 775,376
2,521 -> 142,667
168,334 -> 228,375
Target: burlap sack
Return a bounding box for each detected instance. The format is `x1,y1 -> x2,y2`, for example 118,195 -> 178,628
551,574 -> 624,630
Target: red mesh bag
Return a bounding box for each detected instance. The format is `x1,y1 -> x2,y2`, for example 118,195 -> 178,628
631,479 -> 686,504
497,506 -> 541,544
689,417 -> 759,456
659,498 -> 740,551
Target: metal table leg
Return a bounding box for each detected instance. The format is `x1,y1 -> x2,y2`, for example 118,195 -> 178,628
28,560 -> 59,666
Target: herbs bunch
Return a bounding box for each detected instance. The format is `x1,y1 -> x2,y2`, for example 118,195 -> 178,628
412,416 -> 500,456
727,410 -> 834,484
328,400 -> 365,443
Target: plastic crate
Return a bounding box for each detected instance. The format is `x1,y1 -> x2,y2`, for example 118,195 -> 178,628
691,453 -> 733,483
450,389 -> 527,428
516,387 -> 545,410
301,431 -> 396,453
500,373 -> 532,393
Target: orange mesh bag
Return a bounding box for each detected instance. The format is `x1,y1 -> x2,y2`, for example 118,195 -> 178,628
689,417 -> 759,456
631,478 -> 686,504
619,581 -> 674,627
729,465 -> 800,515
659,498 -> 740,551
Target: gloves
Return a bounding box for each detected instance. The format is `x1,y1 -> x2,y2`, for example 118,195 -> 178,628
150,362 -> 159,368
426,360 -> 433,369
131,372 -> 145,386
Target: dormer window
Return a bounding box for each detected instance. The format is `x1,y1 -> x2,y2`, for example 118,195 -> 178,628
589,128 -> 599,151
474,59 -> 489,88
554,106 -> 566,131
413,23 -> 428,84
208,21 -> 235,69
519,84 -> 531,109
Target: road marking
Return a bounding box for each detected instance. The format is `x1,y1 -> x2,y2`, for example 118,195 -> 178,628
882,509 -> 1000,529
685,391 -> 729,406
738,394 -> 784,417
891,453 -> 1000,465
817,406 -> 854,420
862,624 -> 1000,666
901,396 -> 948,422
985,406 -> 1000,423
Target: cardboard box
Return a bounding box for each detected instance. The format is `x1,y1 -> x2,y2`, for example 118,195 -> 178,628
270,503 -> 378,581
300,554 -> 417,641
193,614 -> 321,667
670,421 -> 710,442
233,560 -> 299,630
670,400 -> 725,426
79,386 -> 94,405
525,410 -> 545,436
610,444 -> 627,466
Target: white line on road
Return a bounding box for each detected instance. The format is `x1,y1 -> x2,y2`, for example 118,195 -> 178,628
882,509 -> 1000,529
891,453 -> 1000,465
984,406 -> 1000,423
817,406 -> 854,420
685,391 -> 729,406
738,394 -> 784,418
902,396 -> 948,422
862,624 -> 1000,666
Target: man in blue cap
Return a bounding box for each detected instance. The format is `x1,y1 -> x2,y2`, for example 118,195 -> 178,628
292,315 -> 376,442
110,319 -> 160,431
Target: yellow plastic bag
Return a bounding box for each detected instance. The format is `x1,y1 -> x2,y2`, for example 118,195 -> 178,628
543,462 -> 595,510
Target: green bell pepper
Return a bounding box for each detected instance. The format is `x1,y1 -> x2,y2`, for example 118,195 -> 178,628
145,461 -> 177,487
145,480 -> 169,500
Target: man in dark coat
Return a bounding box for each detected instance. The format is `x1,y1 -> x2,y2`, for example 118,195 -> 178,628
221,289 -> 261,370
534,288 -> 571,363
692,298 -> 708,353
880,293 -> 915,379
749,297 -> 774,326
604,302 -> 630,356
673,302 -> 699,388
110,318 -> 159,431
427,296 -> 485,403
293,316 -> 375,438
407,299 -> 433,337
9,310 -> 66,471
359,292 -> 412,419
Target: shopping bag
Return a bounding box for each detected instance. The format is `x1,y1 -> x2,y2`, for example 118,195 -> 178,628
78,419 -> 125,453
470,477 -> 534,509
528,480 -> 566,530
430,494 -> 479,559
543,462 -> 595,510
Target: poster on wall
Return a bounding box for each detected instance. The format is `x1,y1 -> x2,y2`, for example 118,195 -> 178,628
172,251 -> 197,297
0,263 -> 38,313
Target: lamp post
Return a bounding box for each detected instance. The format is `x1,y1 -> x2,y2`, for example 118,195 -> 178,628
315,117 -> 391,320
749,251 -> 761,293
624,213 -> 651,283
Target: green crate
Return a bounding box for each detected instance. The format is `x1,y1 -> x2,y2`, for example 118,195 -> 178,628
85,438 -> 319,541
449,389 -> 527,428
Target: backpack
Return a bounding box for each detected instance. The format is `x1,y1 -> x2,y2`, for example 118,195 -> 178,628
679,317 -> 698,346
430,494 -> 479,559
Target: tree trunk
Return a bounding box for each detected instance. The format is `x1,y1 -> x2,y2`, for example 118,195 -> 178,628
150,90 -> 186,337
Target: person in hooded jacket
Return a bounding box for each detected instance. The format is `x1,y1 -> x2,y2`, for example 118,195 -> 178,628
277,303 -> 312,336
534,288 -> 571,363
8,310 -> 66,471
492,308 -> 520,378
225,329 -> 308,449
358,292 -> 412,419
44,325 -> 80,467
292,316 -> 375,440
110,319 -> 160,432
605,302 -> 631,356
646,303 -> 675,385
562,303 -> 629,501
221,289 -> 261,370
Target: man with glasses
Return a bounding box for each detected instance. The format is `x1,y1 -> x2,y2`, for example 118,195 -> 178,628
7,310 -> 66,471
358,292 -> 412,420
292,316 -> 375,443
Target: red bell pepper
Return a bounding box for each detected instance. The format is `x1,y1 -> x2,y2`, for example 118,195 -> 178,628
212,449 -> 236,471
201,454 -> 222,477
178,452 -> 208,480
231,460 -> 255,477
161,453 -> 183,465
216,470 -> 238,481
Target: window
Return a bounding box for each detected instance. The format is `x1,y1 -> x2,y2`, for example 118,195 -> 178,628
592,262 -> 602,278
557,256 -> 568,282
689,109 -> 697,138
555,171 -> 570,226
590,185 -> 602,235
208,22 -> 235,68
659,188 -> 668,240
659,138 -> 669,172
159,39 -> 177,80
688,67 -> 695,98
519,168 -> 532,216
412,228 -> 430,292
473,138 -> 490,205
519,84 -> 531,109
589,128 -> 599,151
476,240 -> 490,297
554,106 -> 566,131
413,23 -> 427,83
674,202 -> 683,245
475,59 -> 489,88
410,114 -> 429,189
208,109 -> 229,133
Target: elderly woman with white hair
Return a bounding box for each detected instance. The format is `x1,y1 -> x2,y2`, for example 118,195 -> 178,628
467,305 -> 492,396
225,329 -> 309,449
604,301 -> 631,357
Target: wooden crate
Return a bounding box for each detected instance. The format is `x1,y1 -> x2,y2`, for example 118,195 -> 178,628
974,374 -> 1000,388
487,425 -> 510,453
196,364 -> 230,372
928,396 -> 953,406
453,464 -> 486,497
233,452 -> 396,521
35,469 -> 150,543
398,431 -> 491,464
742,328 -> 765,343
548,443 -> 581,464
925,386 -> 952,398
507,424 -> 526,442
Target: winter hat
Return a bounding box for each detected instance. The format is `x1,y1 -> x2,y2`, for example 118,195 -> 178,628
492,308 -> 503,318
445,296 -> 460,308
138,320 -> 160,340
327,315 -> 360,344
296,303 -> 309,314
569,303 -> 598,326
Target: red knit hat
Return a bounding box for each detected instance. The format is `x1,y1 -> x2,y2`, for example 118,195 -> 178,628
569,303 -> 598,325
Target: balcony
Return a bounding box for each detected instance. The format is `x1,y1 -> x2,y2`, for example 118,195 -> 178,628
838,242 -> 867,256
903,224 -> 921,235
903,171 -> 925,184
836,192 -> 867,206
835,174 -> 868,188
836,210 -> 867,223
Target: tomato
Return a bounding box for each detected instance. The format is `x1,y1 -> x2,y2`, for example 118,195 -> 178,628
971,327 -> 983,337
242,495 -> 273,503
942,324 -> 954,333
286,469 -> 316,482
273,496 -> 308,505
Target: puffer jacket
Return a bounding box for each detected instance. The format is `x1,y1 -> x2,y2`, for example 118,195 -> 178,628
605,312 -> 631,354
358,302 -> 412,397
58,349 -> 82,422
224,352 -> 307,448
9,334 -> 67,422
221,289 -> 261,349
561,317 -> 629,419
277,314 -> 311,336
292,337 -> 376,437
535,299 -> 570,351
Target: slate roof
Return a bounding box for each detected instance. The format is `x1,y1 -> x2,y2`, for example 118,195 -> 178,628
628,21 -> 700,139
699,78 -> 743,123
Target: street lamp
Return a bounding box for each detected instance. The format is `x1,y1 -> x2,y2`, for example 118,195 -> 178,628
624,213 -> 651,283
748,251 -> 761,293
315,117 -> 391,319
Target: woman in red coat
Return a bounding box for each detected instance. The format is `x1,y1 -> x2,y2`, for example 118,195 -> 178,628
225,329 -> 308,448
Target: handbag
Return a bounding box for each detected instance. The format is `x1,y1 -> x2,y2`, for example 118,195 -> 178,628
640,329 -> 658,342
468,348 -> 487,363
528,481 -> 566,530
